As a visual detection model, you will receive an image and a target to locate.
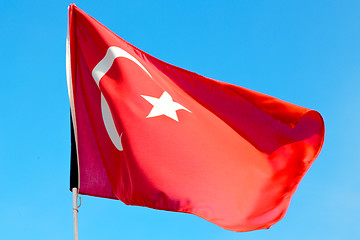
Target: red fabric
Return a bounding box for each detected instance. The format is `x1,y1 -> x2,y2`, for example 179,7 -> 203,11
68,4 -> 324,232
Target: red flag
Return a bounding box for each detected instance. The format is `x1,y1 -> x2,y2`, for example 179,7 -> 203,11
67,4 -> 324,232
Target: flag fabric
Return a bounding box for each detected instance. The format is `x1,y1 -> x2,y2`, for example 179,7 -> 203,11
67,4 -> 324,232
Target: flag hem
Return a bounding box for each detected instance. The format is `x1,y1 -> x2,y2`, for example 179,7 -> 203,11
67,3 -> 80,190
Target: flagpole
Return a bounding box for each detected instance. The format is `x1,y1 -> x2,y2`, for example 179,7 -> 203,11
72,187 -> 79,240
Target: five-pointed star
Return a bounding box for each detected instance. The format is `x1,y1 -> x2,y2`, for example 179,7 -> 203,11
141,91 -> 191,121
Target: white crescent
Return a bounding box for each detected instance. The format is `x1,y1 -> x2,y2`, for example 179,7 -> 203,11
92,46 -> 153,151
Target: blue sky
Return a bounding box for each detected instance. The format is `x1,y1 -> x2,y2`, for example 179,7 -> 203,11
1,0 -> 359,239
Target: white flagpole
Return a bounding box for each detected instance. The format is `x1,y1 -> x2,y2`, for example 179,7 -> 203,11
68,6 -> 80,240
72,187 -> 79,240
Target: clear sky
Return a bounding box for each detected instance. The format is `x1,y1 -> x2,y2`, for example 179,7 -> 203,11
1,0 -> 359,239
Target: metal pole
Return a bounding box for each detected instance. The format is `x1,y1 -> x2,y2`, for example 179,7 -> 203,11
72,187 -> 79,240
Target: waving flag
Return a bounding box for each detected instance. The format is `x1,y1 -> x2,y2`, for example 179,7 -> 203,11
67,4 -> 324,232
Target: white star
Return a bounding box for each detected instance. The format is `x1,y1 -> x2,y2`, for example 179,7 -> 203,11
141,91 -> 191,121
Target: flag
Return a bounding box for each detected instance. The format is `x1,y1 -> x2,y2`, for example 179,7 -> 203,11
67,4 -> 324,232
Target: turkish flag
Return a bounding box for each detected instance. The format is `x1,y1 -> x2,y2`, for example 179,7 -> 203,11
67,4 -> 324,232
